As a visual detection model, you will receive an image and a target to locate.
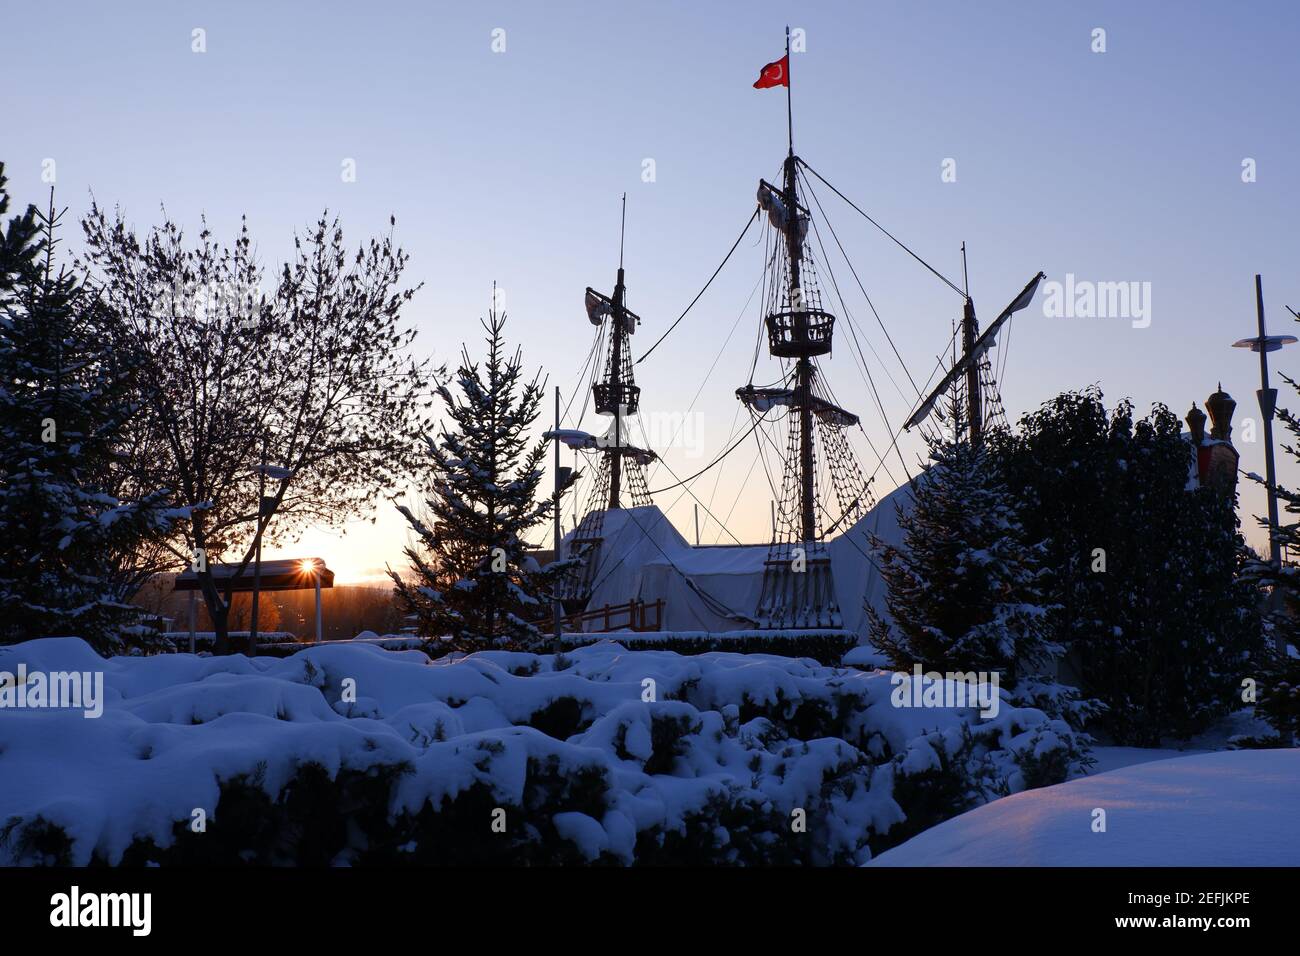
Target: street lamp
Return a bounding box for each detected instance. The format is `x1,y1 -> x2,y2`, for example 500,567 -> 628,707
1232,274 -> 1296,656
249,460 -> 294,655
298,558 -> 324,644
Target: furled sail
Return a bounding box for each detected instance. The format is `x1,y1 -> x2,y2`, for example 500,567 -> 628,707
585,287 -> 638,334
904,271 -> 1046,432
585,288 -> 611,326
757,182 -> 808,243
736,385 -> 859,428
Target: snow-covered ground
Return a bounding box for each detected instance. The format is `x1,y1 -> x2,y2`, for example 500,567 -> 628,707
1088,746 -> 1209,775
0,635 -> 1093,865
1088,708 -> 1274,774
3,634 -> 1281,866
869,749 -> 1300,866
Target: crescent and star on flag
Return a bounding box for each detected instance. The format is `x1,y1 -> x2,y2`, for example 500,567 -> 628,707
753,54 -> 789,89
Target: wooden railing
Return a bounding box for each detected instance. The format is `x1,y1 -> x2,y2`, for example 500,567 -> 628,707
535,598 -> 664,633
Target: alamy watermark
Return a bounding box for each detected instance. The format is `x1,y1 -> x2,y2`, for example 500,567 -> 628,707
50,886 -> 151,936
1042,273 -> 1151,328
0,664 -> 104,718
596,405 -> 706,457
889,664 -> 1001,718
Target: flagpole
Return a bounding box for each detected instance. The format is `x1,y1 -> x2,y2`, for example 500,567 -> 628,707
785,25 -> 793,156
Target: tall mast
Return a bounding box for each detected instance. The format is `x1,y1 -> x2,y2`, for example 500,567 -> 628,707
779,26 -> 816,543
785,24 -> 794,159
961,242 -> 982,448
743,30 -> 864,629
554,202 -> 658,610
608,194 -> 628,510
786,168 -> 817,543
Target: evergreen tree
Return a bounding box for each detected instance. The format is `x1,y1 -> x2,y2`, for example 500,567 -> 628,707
0,164 -> 40,298
391,302 -> 574,651
868,390 -> 1059,684
989,388 -> 1265,744
1241,348 -> 1300,746
0,170 -> 175,650
1246,358 -> 1300,647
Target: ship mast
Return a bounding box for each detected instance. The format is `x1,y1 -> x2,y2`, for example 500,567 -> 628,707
785,184 -> 818,540
551,197 -> 657,609
608,196 -> 628,510
779,27 -> 816,543
740,28 -> 866,629
904,265 -> 1047,442
961,243 -> 983,448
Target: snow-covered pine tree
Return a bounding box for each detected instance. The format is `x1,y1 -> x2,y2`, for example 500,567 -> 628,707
1247,361 -> 1300,655
0,173 -> 175,651
1242,356 -> 1300,746
867,388 -> 1060,684
868,388 -> 1097,785
391,301 -> 574,651
0,164 -> 40,297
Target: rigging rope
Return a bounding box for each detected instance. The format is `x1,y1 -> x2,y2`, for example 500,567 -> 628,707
645,269 -> 764,486
645,412 -> 771,495
800,189 -> 910,489
704,398 -> 745,522
797,158 -> 966,299
799,168 -> 925,402
561,320 -> 605,430
716,440 -> 766,542
635,206 -> 760,365
653,455 -> 744,546
747,406 -> 783,508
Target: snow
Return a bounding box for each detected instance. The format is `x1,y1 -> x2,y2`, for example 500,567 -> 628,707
868,749 -> 1300,866
842,644 -> 892,669
1086,708 -> 1276,774
1089,746 -> 1207,775
551,811 -> 610,860
0,635 -> 1077,865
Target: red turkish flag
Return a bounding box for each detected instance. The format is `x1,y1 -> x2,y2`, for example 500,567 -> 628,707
753,55 -> 789,89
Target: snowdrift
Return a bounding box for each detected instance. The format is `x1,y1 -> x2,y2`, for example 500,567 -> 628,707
868,749 -> 1300,866
0,636 -> 1085,866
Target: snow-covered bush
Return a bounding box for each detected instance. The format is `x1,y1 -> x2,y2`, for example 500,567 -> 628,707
989,388 -> 1266,744
1234,654 -> 1300,749
0,638 -> 1091,866
566,631 -> 858,665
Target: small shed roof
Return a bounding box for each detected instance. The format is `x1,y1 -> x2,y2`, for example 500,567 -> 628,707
173,558 -> 334,593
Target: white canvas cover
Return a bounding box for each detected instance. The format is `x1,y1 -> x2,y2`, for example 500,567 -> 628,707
561,481 -> 915,642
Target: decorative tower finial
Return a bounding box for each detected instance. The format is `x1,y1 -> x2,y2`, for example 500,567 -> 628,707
1186,402 -> 1207,446
1206,386 -> 1236,442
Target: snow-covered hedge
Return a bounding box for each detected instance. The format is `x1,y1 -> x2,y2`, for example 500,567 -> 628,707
0,638 -> 1091,865
563,630 -> 859,665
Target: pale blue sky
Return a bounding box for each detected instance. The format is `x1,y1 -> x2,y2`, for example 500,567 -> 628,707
5,1 -> 1298,580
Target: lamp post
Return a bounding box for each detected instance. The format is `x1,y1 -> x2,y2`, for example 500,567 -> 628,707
249,461 -> 293,655
306,559 -> 323,644
552,387 -> 566,654
1232,275 -> 1297,655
